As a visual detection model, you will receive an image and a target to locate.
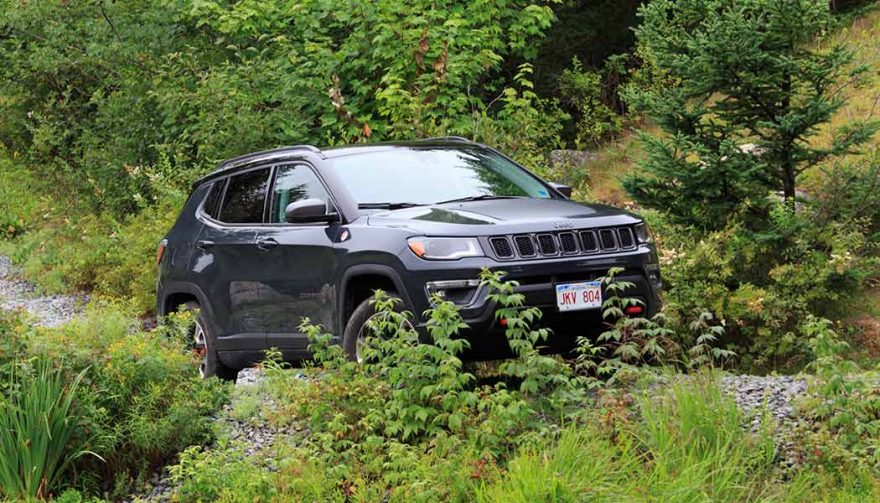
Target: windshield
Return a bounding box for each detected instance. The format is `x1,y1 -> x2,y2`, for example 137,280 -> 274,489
327,147 -> 553,206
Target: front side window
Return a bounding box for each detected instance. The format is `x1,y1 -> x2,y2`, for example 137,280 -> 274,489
327,147 -> 553,207
269,164 -> 331,223
218,168 -> 270,223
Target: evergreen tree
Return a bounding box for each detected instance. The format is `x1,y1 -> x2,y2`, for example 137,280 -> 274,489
624,0 -> 878,229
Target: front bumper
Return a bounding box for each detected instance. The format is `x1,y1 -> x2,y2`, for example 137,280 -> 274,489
397,245 -> 662,342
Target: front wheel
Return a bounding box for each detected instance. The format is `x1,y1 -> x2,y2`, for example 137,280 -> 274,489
342,295 -> 412,363
185,302 -> 238,381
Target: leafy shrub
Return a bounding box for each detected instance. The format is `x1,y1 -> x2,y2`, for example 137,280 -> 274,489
0,154 -> 39,239
177,272 -> 586,501
0,359 -> 95,500
23,307 -> 229,497
654,201 -> 878,371
557,58 -> 624,149
796,316 -> 880,473
1,166 -> 185,313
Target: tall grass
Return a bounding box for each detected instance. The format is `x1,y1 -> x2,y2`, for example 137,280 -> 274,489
0,360 -> 97,500
477,372 -> 781,502
636,373 -> 777,501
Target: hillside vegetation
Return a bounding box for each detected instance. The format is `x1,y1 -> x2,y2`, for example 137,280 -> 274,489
0,0 -> 879,501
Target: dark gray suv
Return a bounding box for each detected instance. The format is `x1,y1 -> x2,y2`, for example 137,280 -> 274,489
156,138 -> 662,379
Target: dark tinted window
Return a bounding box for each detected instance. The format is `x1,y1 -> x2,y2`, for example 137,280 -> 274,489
202,180 -> 226,219
270,165 -> 331,223
218,168 -> 270,223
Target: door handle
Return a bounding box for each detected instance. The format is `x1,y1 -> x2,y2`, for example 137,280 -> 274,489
196,240 -> 214,250
256,237 -> 279,251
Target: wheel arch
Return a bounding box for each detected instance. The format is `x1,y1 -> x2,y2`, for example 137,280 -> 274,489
159,282 -> 217,325
338,265 -> 414,336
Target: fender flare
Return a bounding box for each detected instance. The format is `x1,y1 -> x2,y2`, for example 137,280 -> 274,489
337,264 -> 415,335
158,282 -> 219,331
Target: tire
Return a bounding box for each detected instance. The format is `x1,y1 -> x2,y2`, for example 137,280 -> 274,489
342,295 -> 410,362
184,302 -> 238,381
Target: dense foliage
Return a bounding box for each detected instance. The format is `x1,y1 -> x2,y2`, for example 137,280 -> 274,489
618,0 -> 880,369
625,0 -> 878,229
0,308 -> 228,499
0,0 -> 576,216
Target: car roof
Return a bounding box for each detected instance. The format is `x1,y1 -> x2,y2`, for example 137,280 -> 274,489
193,137 -> 480,188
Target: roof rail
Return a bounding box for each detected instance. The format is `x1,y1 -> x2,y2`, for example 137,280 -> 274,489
216,144 -> 322,171
417,136 -> 473,143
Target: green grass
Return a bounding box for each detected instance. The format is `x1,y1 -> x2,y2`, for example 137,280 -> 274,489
0,360 -> 95,500
477,373 -> 781,502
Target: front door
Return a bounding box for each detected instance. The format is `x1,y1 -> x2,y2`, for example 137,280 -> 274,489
258,163 -> 340,357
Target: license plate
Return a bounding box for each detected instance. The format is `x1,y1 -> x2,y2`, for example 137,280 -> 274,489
555,281 -> 602,312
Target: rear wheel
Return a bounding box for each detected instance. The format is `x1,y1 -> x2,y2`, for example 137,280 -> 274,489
184,302 -> 238,381
343,295 -> 413,363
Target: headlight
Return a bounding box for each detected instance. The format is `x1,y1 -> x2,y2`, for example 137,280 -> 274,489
634,222 -> 653,244
407,237 -> 484,260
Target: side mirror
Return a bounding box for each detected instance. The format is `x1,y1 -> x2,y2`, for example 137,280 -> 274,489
285,199 -> 336,223
549,182 -> 573,199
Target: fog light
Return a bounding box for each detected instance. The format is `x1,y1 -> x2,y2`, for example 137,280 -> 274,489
625,305 -> 644,316
425,279 -> 481,305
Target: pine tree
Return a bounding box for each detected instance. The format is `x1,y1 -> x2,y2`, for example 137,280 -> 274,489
624,0 -> 878,229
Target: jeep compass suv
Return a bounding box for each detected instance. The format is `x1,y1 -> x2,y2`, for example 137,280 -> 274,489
156,137 -> 662,379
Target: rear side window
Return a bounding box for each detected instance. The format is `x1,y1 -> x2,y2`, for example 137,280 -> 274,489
218,168 -> 271,223
269,164 -> 332,223
202,180 -> 226,219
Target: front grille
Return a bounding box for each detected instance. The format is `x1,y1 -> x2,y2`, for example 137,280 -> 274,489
580,231 -> 598,252
599,229 -> 617,250
559,232 -> 578,254
489,225 -> 639,260
514,236 -> 536,257
536,234 -> 557,255
490,237 -> 514,258
617,227 -> 635,249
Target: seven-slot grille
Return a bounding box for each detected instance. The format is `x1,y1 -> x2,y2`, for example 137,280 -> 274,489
489,226 -> 638,260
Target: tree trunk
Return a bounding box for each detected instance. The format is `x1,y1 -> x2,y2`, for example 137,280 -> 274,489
782,169 -> 796,208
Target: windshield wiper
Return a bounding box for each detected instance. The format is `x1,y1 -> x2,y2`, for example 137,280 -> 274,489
435,195 -> 525,205
358,202 -> 425,210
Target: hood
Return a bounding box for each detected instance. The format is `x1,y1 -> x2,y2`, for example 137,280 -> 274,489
366,198 -> 641,236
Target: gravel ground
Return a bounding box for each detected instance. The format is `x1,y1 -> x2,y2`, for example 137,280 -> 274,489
0,255 -> 88,327
720,374 -> 807,429
721,374 -> 809,470
133,368 -> 304,502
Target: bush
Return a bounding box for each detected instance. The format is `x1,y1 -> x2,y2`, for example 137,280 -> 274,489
653,200 -> 878,371
22,306 -> 229,497
0,0 -> 564,217
0,162 -> 185,313
557,57 -> 624,149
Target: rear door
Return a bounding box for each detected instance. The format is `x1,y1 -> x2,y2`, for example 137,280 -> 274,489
191,166 -> 272,347
256,163 -> 340,357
